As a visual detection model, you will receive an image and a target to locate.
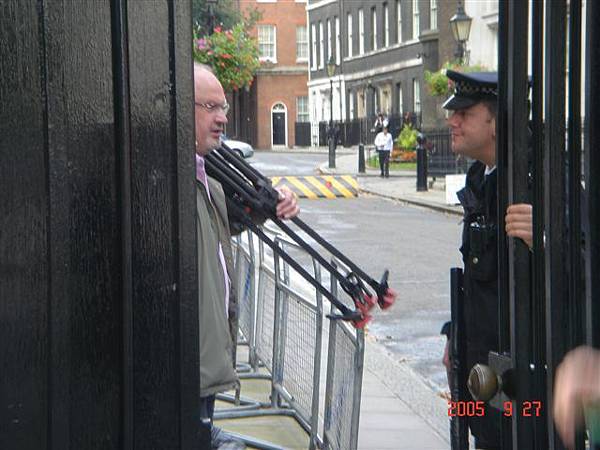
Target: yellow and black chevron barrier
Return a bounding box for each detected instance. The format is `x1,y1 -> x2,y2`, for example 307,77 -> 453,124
270,175 -> 359,199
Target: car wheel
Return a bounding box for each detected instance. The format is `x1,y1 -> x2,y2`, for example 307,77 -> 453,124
235,149 -> 244,158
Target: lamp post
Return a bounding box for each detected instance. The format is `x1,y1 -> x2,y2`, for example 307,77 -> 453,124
206,0 -> 218,34
326,56 -> 337,168
449,1 -> 473,65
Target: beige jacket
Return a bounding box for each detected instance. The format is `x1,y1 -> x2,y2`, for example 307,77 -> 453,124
196,177 -> 239,397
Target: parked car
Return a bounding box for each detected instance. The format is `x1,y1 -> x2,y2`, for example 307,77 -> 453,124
221,135 -> 254,159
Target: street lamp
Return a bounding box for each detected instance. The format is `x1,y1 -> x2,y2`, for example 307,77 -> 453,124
326,56 -> 337,168
449,1 -> 472,64
206,0 -> 218,34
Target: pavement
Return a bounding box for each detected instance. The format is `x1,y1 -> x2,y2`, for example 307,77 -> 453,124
217,338 -> 451,450
319,149 -> 463,449
215,148 -> 465,449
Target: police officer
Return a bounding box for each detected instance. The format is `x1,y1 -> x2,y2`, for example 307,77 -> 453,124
440,70 -> 532,449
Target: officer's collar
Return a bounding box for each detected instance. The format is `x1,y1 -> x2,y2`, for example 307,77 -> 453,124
484,165 -> 496,176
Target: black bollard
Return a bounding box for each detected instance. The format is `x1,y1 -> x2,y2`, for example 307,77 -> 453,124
328,136 -> 336,169
416,133 -> 428,191
358,144 -> 365,173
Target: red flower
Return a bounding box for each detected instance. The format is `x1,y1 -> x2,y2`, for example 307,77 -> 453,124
214,26 -> 222,33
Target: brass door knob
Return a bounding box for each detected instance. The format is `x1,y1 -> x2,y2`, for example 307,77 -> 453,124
468,363 -> 500,401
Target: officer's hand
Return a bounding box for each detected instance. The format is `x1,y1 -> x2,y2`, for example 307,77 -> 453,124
554,346 -> 600,449
505,203 -> 533,249
275,186 -> 300,220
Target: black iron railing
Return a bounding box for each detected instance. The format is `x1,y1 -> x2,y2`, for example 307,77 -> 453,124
424,129 -> 470,177
317,112 -> 422,147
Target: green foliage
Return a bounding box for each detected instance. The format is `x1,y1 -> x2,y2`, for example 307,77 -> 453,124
192,0 -> 262,36
396,124 -> 418,150
193,23 -> 260,92
424,61 -> 488,97
424,69 -> 451,97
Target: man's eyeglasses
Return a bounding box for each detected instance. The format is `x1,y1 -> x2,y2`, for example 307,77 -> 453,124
195,101 -> 230,115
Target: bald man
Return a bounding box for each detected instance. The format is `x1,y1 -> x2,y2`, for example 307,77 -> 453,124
194,64 -> 298,449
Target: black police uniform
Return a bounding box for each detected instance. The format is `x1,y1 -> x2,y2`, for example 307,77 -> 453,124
457,161 -> 502,449
442,70 -> 505,449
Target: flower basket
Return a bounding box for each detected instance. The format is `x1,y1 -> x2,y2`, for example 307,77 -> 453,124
193,24 -> 260,92
393,124 -> 418,162
391,146 -> 416,162
399,150 -> 417,162
424,62 -> 488,98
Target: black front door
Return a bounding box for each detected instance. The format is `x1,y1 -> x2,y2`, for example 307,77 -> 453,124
272,112 -> 285,146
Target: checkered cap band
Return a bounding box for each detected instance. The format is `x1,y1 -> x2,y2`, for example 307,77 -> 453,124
454,80 -> 497,97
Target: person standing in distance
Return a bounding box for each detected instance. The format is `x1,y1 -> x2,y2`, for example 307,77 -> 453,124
440,70 -> 533,449
194,63 -> 299,449
374,125 -> 393,178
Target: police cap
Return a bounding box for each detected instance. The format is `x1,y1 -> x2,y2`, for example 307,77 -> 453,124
442,70 -> 498,110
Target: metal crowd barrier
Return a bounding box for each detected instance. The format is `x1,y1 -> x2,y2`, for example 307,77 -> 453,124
255,231 -> 278,376
232,231 -> 257,371
271,235 -> 324,448
220,226 -> 365,450
323,259 -> 365,450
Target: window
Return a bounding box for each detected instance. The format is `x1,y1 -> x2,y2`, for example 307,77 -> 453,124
335,16 -> 341,64
359,8 -> 364,55
311,24 -> 317,69
349,91 -> 355,119
397,83 -> 403,115
430,0 -> 437,30
296,26 -> 308,61
319,22 -> 324,68
347,13 -> 353,57
397,0 -> 402,43
327,19 -> 332,60
371,7 -> 377,51
412,0 -> 419,39
357,90 -> 365,117
383,3 -> 389,47
413,78 -> 421,114
382,87 -> 391,115
258,25 -> 276,62
297,96 -> 309,122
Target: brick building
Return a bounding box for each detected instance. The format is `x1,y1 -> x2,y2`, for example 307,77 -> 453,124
240,0 -> 310,150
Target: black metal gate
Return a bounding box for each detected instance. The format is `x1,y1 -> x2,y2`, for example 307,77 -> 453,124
477,1 -> 600,449
295,122 -> 311,147
1,1 -> 203,449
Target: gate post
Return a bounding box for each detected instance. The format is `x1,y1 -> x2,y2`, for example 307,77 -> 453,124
585,0 -> 600,351
0,2 -> 203,449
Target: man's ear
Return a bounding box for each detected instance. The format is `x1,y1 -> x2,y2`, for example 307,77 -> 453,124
491,117 -> 496,139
